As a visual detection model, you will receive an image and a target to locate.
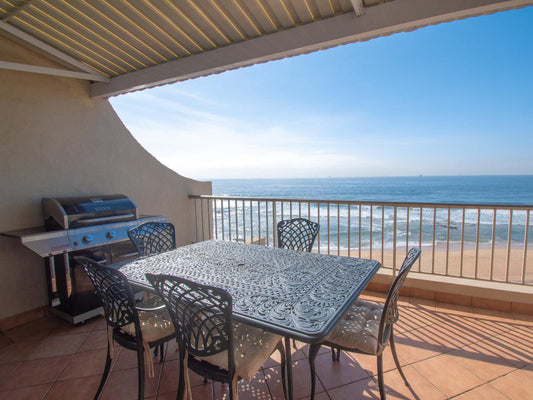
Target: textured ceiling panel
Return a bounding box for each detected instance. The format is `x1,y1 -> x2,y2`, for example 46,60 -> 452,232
0,0 -> 370,77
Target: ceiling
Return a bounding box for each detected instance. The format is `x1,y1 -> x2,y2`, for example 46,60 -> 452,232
1,0 -> 531,98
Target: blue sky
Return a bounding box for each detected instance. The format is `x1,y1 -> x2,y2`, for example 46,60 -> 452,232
110,7 -> 533,180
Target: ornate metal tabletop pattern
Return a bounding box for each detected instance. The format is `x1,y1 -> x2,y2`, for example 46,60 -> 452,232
120,240 -> 380,341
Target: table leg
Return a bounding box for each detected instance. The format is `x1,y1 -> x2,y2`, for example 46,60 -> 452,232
285,336 -> 293,400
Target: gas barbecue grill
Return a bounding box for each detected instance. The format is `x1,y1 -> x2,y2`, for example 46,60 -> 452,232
2,194 -> 166,324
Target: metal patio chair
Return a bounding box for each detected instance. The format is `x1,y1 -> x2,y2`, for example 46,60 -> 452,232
146,274 -> 287,400
128,222 -> 176,256
277,217 -> 319,252
75,256 -> 176,400
307,248 -> 421,400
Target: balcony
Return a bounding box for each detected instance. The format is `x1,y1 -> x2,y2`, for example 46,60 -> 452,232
1,196 -> 532,399
0,290 -> 531,399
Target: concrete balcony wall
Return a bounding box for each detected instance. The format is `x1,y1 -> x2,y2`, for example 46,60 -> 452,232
0,36 -> 211,321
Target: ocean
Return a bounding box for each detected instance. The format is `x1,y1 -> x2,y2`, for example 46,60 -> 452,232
212,175 -> 533,205
210,176 -> 533,250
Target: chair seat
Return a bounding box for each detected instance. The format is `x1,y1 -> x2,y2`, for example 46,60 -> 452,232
326,299 -> 383,355
199,322 -> 282,382
121,308 -> 175,343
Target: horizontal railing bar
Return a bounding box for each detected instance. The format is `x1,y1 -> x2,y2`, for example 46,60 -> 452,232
190,195 -> 533,211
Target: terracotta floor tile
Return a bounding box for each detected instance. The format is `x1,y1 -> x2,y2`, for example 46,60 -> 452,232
489,364 -> 533,400
432,314 -> 498,345
0,361 -> 21,386
435,303 -> 474,318
162,341 -> 180,361
99,363 -> 162,400
353,348 -> 409,377
213,371 -> 271,400
393,329 -> 449,364
110,347 -> 137,372
447,343 -> 521,382
0,340 -> 40,364
157,358 -> 207,395
263,365 -> 288,400
299,391 -> 330,400
264,361 -> 325,400
493,327 -> 533,365
3,303 -> 531,400
26,332 -> 88,360
0,333 -> 12,349
261,343 -> 292,369
414,322 -> 475,350
44,375 -> 101,400
50,317 -> 99,337
512,313 -> 533,325
155,384 -> 214,400
58,349 -> 109,381
77,329 -> 108,353
0,355 -> 71,390
311,350 -> 372,391
91,316 -> 109,331
0,383 -> 52,400
412,354 -> 484,398
379,365 -> 447,400
409,297 -> 436,310
396,306 -> 442,333
112,346 -> 166,373
155,390 -> 179,400
327,376 -> 379,400
454,384 -> 510,400
3,317 -> 61,342
473,308 -> 516,325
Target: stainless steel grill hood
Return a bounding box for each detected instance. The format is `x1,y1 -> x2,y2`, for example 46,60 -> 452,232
42,194 -> 138,230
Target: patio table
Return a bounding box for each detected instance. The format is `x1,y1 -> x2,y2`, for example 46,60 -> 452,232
119,239 -> 381,399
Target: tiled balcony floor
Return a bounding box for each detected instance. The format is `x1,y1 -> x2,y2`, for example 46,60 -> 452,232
1,292 -> 532,400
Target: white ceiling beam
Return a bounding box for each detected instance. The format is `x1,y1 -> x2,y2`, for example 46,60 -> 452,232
0,61 -> 109,81
91,0 -> 533,98
0,20 -> 106,80
350,0 -> 366,16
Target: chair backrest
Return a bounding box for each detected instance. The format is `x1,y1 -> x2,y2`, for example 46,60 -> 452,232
277,218 -> 320,252
74,256 -> 139,331
377,248 -> 421,348
146,274 -> 233,361
128,222 -> 176,256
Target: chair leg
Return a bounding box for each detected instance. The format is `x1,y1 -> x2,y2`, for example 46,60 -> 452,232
176,348 -> 186,400
94,346 -> 112,400
137,347 -> 146,400
276,341 -> 287,400
229,373 -> 239,400
308,343 -> 321,400
330,346 -> 341,362
390,330 -> 409,387
377,354 -> 386,400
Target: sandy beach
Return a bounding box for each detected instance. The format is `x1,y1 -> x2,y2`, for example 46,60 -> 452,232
327,245 -> 532,284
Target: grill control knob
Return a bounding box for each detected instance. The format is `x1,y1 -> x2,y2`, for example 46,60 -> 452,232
106,231 -> 116,239
82,235 -> 93,244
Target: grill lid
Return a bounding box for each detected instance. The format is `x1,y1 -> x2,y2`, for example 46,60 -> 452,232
43,194 -> 138,230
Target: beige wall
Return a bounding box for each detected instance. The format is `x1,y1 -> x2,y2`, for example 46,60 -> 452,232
0,37 -> 211,320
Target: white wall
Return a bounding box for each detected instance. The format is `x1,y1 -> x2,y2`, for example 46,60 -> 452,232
0,36 -> 211,320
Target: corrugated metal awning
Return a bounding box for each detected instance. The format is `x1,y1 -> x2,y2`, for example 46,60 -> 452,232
1,0 -> 531,98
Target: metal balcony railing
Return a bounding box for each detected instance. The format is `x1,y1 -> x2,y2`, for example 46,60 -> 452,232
191,195 -> 533,286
